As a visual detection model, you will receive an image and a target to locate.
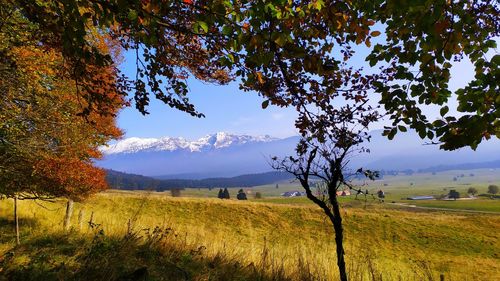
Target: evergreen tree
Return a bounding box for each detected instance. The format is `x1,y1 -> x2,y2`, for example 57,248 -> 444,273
223,188 -> 230,199
237,189 -> 247,200
448,190 -> 460,200
217,188 -> 223,199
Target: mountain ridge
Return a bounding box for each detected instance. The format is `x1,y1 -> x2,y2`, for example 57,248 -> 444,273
97,130 -> 500,178
101,132 -> 277,154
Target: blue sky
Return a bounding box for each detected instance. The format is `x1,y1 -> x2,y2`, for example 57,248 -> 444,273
116,42 -> 478,140
116,78 -> 299,139
117,49 -> 300,139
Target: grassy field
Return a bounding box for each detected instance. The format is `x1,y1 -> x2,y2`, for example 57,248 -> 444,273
402,199 -> 500,212
0,191 -> 498,281
179,168 -> 500,213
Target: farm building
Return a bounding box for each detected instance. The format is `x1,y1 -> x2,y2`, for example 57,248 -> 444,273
281,191 -> 305,197
407,196 -> 435,200
336,190 -> 351,196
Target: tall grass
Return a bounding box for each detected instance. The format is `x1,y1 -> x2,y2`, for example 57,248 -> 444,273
0,191 -> 498,280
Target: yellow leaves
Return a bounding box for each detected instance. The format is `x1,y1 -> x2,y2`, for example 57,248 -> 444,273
355,35 -> 363,45
256,71 -> 265,84
365,38 -> 371,48
334,19 -> 343,30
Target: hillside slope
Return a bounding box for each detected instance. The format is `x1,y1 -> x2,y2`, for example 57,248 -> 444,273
0,193 -> 498,280
105,169 -> 294,190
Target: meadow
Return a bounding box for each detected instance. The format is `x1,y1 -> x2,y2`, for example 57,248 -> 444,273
181,168 -> 500,212
0,188 -> 498,281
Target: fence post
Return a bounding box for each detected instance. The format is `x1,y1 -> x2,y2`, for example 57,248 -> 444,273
88,211 -> 94,228
63,199 -> 74,231
77,209 -> 84,230
127,218 -> 132,235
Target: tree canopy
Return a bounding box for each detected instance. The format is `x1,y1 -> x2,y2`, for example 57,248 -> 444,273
0,3 -> 123,200
7,0 -> 498,150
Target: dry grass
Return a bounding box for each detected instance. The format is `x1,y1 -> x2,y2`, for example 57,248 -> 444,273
0,191 -> 498,280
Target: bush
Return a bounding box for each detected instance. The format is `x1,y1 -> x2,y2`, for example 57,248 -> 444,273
488,185 -> 499,194
170,189 -> 182,197
467,187 -> 478,195
254,192 -> 262,199
448,189 -> 460,200
236,189 -> 247,200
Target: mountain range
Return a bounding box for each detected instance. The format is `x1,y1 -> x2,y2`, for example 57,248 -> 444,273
97,131 -> 500,179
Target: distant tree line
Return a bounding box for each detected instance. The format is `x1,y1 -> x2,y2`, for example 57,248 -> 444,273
418,160 -> 500,173
105,170 -> 293,190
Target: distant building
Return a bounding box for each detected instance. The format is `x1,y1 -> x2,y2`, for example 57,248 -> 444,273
377,190 -> 385,199
281,191 -> 305,197
336,190 -> 351,196
407,196 -> 435,200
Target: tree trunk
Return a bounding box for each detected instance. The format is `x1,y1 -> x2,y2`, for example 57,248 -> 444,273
14,195 -> 20,245
330,195 -> 347,281
63,199 -> 74,231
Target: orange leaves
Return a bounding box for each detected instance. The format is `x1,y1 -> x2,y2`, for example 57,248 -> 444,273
434,20 -> 450,34
242,22 -> 250,31
34,157 -> 108,200
1,16 -> 122,200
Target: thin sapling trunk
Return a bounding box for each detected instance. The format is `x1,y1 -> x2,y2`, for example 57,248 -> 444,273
14,195 -> 20,245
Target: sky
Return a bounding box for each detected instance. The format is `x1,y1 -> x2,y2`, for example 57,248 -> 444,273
117,50 -> 299,139
116,40 -> 480,141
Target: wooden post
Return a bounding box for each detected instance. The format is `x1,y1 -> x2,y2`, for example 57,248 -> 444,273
440,273 -> 445,281
14,195 -> 20,245
63,199 -> 74,231
88,211 -> 94,228
127,219 -> 132,235
77,209 -> 84,230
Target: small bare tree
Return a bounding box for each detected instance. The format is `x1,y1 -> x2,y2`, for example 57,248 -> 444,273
272,102 -> 380,281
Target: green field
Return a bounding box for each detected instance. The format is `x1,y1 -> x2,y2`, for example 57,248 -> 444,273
179,168 -> 500,213
0,189 -> 499,281
402,199 -> 500,212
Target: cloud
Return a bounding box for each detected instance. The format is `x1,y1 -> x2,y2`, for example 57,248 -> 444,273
271,113 -> 285,120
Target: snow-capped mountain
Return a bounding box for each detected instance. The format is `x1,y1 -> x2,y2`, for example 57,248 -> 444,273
96,131 -> 500,178
100,132 -> 277,154
97,133 -> 296,177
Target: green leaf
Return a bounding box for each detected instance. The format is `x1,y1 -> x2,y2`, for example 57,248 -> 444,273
128,10 -> 138,21
433,120 -> 446,127
427,130 -> 434,139
222,26 -> 233,36
261,100 -> 269,109
398,125 -> 407,132
274,34 -> 288,47
440,106 -> 449,117
198,21 -> 208,33
418,130 -> 427,139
